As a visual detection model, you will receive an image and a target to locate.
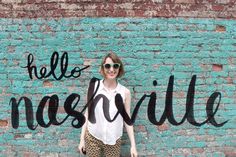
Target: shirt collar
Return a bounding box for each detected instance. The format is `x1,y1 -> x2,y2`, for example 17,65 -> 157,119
100,79 -> 120,93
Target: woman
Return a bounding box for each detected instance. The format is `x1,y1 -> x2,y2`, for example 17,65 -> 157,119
78,52 -> 138,157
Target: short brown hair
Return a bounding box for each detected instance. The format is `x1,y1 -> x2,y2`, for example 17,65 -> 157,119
100,52 -> 125,78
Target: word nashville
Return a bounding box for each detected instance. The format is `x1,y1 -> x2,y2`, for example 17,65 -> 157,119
10,52 -> 228,130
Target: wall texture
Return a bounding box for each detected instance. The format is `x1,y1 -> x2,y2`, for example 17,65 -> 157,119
0,0 -> 235,18
0,1 -> 236,157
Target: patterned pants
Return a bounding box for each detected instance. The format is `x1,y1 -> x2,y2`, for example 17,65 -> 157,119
85,130 -> 121,157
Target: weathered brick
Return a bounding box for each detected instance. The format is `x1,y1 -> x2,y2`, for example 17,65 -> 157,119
212,4 -> 225,11
212,64 -> 223,71
157,123 -> 169,131
215,25 -> 226,32
191,148 -> 204,154
224,151 -> 236,157
0,120 -> 8,127
0,1 -> 234,18
175,0 -> 195,3
0,17 -> 236,157
137,125 -> 146,132
43,80 -> 53,87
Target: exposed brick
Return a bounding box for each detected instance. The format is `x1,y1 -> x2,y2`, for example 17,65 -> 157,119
224,152 -> 236,157
84,59 -> 95,66
43,80 -> 53,87
0,120 -> 8,127
2,0 -> 22,3
0,0 -> 234,18
212,64 -> 223,71
216,0 -> 231,4
157,123 -> 169,131
0,4 -> 13,11
212,4 -> 225,11
57,106 -> 66,113
137,125 -> 146,132
14,134 -> 24,139
23,152 -> 38,157
216,25 -> 226,32
175,0 -> 195,3
195,135 -> 215,142
226,76 -> 233,84
191,148 -> 204,154
60,3 -> 83,10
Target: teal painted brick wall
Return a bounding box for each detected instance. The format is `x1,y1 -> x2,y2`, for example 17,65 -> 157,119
0,18 -> 235,157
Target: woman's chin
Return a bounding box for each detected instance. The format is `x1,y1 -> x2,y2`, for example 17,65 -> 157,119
105,75 -> 117,80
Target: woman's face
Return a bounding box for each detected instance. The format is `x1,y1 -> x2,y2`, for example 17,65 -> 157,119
103,57 -> 120,80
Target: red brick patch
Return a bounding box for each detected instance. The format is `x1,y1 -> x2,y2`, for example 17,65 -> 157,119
0,120 -> 8,127
224,151 -> 236,157
216,25 -> 226,32
157,123 -> 169,131
212,64 -> 223,71
43,80 -> 53,87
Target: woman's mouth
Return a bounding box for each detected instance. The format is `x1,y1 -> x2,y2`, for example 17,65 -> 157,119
107,72 -> 116,76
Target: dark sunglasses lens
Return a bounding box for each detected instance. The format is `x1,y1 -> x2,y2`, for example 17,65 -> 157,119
104,64 -> 111,69
113,64 -> 120,69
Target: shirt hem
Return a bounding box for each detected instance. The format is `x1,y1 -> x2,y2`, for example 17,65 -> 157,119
87,128 -> 122,145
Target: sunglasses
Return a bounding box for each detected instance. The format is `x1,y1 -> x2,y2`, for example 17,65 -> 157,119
103,63 -> 120,69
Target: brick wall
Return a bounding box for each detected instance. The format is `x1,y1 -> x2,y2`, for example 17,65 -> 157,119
0,0 -> 235,18
0,1 -> 236,157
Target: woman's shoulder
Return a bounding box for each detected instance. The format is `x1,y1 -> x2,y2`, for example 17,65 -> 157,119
118,82 -> 131,95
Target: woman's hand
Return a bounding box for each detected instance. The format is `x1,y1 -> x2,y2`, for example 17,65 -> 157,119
78,139 -> 86,155
130,146 -> 138,157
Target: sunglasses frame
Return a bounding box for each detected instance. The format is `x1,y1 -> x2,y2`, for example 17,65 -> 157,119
103,63 -> 120,70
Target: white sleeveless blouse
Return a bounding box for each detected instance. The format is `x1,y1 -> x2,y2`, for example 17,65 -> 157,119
87,79 -> 126,145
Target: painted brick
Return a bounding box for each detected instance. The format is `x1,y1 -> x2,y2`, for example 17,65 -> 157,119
0,18 -> 235,156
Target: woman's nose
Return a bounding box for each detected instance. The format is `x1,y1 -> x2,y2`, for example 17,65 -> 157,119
110,66 -> 114,71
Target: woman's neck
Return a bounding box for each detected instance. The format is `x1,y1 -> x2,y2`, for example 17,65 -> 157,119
103,78 -> 117,90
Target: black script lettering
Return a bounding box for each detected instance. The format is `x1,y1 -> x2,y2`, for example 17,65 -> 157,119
115,94 -> 146,125
85,77 -> 101,114
147,75 -> 228,127
205,92 -> 228,127
87,76 -> 229,127
22,51 -> 89,80
10,97 -> 38,130
36,95 -> 62,128
86,78 -> 146,126
88,94 -> 120,123
148,75 -> 196,125
86,78 -> 120,123
10,76 -> 228,130
148,75 -> 194,125
64,93 -> 85,128
10,93 -> 86,129
85,75 -> 228,127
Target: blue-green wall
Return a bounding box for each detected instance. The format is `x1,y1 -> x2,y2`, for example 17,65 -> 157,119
0,18 -> 235,157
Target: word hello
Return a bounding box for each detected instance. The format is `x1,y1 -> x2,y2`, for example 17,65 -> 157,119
22,51 -> 89,80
